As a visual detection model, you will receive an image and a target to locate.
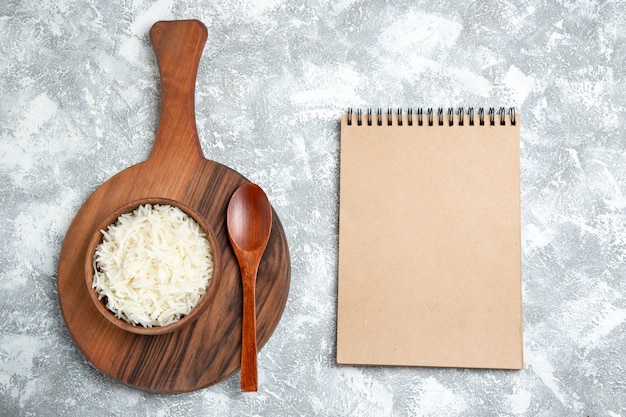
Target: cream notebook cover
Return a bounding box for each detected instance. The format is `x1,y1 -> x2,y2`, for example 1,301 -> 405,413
336,108 -> 522,369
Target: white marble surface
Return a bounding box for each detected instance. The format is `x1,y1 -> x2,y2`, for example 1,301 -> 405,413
1,0 -> 625,415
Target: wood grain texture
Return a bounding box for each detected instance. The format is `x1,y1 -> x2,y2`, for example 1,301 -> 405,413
57,20 -> 291,393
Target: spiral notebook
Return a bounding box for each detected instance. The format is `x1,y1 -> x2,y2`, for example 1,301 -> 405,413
336,108 -> 522,369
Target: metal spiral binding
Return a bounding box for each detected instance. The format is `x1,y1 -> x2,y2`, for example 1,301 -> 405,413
346,107 -> 517,126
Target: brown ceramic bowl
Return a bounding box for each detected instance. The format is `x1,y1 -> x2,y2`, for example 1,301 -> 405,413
84,197 -> 221,335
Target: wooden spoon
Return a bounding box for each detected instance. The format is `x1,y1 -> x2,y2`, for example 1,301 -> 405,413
227,183 -> 273,392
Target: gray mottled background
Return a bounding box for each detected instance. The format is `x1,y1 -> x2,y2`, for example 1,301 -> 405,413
1,0 -> 625,416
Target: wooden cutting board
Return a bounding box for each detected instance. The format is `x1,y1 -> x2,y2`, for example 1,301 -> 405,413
57,20 -> 291,393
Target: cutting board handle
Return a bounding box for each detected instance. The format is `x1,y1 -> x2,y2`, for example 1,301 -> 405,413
148,20 -> 208,163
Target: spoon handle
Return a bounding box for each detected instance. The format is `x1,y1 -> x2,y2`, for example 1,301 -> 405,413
240,257 -> 259,391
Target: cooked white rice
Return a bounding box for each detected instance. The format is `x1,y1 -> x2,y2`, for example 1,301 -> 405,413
92,203 -> 213,327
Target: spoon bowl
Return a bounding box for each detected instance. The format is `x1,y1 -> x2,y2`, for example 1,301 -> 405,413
227,183 -> 273,392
